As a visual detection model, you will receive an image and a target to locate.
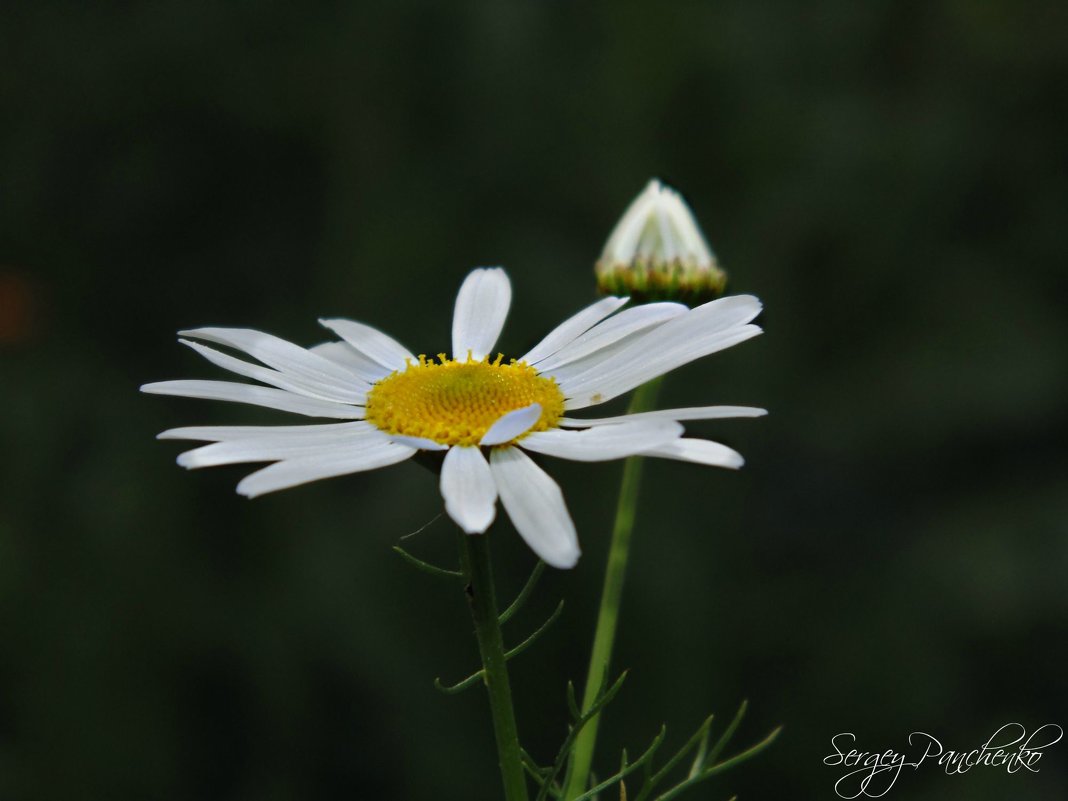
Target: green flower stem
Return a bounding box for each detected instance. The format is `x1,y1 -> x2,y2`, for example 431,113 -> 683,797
564,377 -> 663,799
457,528 -> 530,801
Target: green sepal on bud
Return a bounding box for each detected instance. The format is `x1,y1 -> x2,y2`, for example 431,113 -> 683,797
595,179 -> 728,305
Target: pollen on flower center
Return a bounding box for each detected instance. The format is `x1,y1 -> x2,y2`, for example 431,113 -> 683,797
364,354 -> 565,447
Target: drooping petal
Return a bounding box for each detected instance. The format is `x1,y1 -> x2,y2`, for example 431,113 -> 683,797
158,421 -> 368,441
179,327 -> 365,399
318,318 -> 414,371
140,380 -> 364,419
309,341 -> 393,383
519,296 -> 628,365
451,267 -> 511,361
558,295 -> 763,409
642,438 -> 745,469
559,405 -> 767,427
518,420 -> 682,462
178,424 -> 387,469
180,339 -> 367,404
489,447 -> 579,569
479,403 -> 542,446
534,302 -> 686,373
440,445 -> 498,534
236,440 -> 416,497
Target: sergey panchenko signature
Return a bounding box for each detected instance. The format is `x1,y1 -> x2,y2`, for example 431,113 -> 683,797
823,723 -> 1062,798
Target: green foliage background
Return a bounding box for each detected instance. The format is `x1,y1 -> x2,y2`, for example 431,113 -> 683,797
2,2 -> 1066,799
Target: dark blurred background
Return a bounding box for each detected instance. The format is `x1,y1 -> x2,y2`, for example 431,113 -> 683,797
2,2 -> 1066,799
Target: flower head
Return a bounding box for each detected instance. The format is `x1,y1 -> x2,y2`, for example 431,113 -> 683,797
143,268 -> 763,568
596,179 -> 727,304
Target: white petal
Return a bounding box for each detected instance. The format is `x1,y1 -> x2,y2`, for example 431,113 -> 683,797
643,438 -> 745,469
159,421 -> 368,441
179,327 -> 365,399
180,339 -> 366,404
534,302 -> 686,372
389,434 -> 449,451
440,446 -> 497,533
602,181 -> 660,263
559,295 -> 762,409
318,318 -> 414,371
519,296 -> 628,365
480,403 -> 542,446
451,267 -> 511,361
178,424 -> 387,468
141,380 -> 364,419
600,180 -> 715,268
489,447 -> 579,569
236,440 -> 416,497
664,189 -> 715,265
309,341 -> 393,383
691,294 -> 763,330
537,329 -> 658,389
518,420 -> 682,462
559,406 -> 767,427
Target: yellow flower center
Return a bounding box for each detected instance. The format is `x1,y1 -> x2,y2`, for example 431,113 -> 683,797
365,354 -> 565,447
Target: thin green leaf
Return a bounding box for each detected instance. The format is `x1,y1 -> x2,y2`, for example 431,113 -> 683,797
705,700 -> 747,766
687,721 -> 712,779
504,600 -> 564,661
573,728 -> 667,801
566,681 -> 581,721
703,726 -> 782,777
433,671 -> 483,695
435,601 -> 564,698
499,560 -> 546,624
653,726 -> 781,801
398,512 -> 443,540
535,671 -> 630,801
521,748 -> 557,794
391,545 -> 463,580
635,716 -> 713,801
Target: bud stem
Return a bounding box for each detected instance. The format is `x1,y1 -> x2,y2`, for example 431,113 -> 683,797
563,377 -> 664,799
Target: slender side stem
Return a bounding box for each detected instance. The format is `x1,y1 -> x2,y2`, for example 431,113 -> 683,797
564,378 -> 663,799
457,529 -> 530,801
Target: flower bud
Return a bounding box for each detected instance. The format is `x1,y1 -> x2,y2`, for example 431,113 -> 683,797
595,179 -> 727,304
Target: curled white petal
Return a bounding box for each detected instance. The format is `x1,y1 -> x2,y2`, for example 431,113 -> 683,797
489,447 -> 579,569
451,267 -> 512,361
480,403 -> 542,446
440,446 -> 498,534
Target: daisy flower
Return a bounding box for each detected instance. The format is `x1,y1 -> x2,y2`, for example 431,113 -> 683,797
142,268 -> 763,568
